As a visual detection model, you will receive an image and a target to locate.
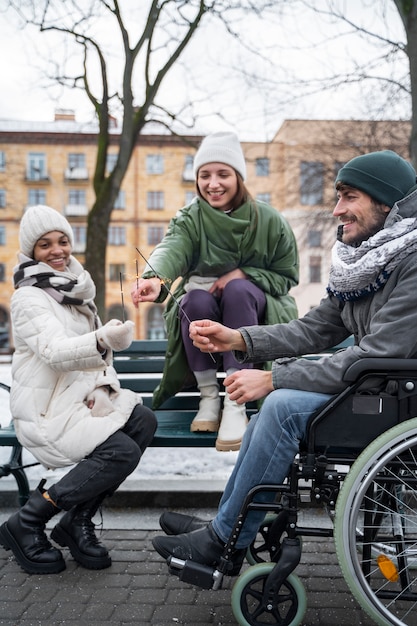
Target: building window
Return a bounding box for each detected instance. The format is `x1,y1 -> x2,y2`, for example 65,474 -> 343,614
147,226 -> 165,246
0,305 -> 9,349
72,225 -> 87,253
68,153 -> 86,169
108,226 -> 126,245
0,226 -> 5,246
109,263 -> 126,281
106,153 -> 118,173
114,190 -> 126,210
309,255 -> 322,283
66,153 -> 88,180
255,158 -> 270,176
147,191 -> 164,210
0,263 -> 5,281
107,303 -> 129,325
0,151 -> 5,171
185,191 -> 195,205
147,306 -> 167,339
28,189 -> 46,206
334,161 -> 346,177
183,155 -> 194,181
300,161 -> 324,205
256,193 -> 271,204
27,152 -> 48,180
68,189 -> 86,205
146,154 -> 164,175
0,189 -> 5,208
308,230 -> 322,247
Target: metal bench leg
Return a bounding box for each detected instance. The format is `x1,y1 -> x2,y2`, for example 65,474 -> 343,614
0,445 -> 31,507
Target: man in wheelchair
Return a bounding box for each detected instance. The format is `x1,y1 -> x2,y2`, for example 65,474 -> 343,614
153,150 -> 417,577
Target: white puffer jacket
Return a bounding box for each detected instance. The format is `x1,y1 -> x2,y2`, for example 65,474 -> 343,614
10,286 -> 139,469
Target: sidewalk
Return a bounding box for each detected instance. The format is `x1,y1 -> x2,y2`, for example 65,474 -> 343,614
0,504 -> 376,626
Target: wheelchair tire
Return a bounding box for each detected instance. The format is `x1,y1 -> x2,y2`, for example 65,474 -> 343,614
334,417 -> 417,626
231,562 -> 307,626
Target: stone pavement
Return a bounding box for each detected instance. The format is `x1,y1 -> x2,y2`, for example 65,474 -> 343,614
0,504 -> 377,626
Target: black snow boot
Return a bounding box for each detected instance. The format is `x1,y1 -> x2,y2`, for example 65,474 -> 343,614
0,483 -> 65,574
51,497 -> 111,570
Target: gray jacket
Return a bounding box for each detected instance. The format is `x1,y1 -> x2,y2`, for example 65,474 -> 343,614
237,188 -> 417,395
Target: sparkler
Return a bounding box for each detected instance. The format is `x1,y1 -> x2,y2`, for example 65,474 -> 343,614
119,272 -> 125,322
135,247 -> 216,363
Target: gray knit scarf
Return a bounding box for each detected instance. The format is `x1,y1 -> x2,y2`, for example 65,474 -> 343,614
327,217 -> 417,302
13,253 -> 99,325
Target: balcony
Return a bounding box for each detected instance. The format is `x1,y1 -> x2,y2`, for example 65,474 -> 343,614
65,167 -> 89,181
25,171 -> 50,182
182,166 -> 194,182
64,204 -> 88,216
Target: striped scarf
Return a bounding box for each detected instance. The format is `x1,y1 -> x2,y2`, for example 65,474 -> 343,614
13,254 -> 99,324
327,217 -> 417,302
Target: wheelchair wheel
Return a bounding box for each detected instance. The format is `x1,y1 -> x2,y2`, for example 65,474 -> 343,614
231,562 -> 307,626
334,418 -> 417,626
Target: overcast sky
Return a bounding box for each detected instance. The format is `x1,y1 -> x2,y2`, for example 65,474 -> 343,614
0,1 -> 407,141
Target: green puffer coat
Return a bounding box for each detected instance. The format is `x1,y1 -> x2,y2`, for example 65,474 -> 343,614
142,197 -> 299,408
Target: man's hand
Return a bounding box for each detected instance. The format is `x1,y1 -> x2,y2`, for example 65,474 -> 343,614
131,277 -> 161,308
224,369 -> 274,404
189,319 -> 246,353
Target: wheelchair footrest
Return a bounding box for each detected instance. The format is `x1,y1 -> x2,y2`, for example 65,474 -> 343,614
168,556 -> 223,590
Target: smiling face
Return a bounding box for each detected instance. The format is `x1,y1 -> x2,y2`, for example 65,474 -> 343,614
333,185 -> 391,245
33,231 -> 72,271
196,162 -> 239,212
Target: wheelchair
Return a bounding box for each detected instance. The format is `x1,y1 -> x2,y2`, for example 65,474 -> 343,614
165,357 -> 417,626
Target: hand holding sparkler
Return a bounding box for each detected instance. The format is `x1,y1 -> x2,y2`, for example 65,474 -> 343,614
131,276 -> 162,307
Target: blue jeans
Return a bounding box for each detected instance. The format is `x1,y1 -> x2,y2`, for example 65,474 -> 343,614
212,389 -> 332,547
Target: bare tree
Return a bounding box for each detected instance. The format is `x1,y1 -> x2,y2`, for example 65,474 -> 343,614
393,0 -> 417,165
6,0 -> 278,316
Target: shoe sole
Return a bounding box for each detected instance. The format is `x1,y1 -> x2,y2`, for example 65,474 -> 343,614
190,421 -> 220,432
215,438 -> 242,452
50,525 -> 111,570
0,522 -> 66,574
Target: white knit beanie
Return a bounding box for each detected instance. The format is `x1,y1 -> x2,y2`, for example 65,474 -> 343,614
19,205 -> 74,258
193,131 -> 247,180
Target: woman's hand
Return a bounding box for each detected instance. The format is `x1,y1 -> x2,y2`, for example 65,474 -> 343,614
189,319 -> 246,353
224,369 -> 274,404
131,277 -> 161,307
209,269 -> 247,295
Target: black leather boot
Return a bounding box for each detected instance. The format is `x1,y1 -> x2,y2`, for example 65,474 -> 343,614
50,497 -> 111,570
0,483 -> 65,574
159,511 -> 209,535
152,523 -> 245,576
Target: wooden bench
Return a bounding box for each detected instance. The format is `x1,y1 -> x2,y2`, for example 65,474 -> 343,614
0,337 -> 353,505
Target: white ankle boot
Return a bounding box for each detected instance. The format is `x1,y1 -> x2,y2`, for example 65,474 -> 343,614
190,395 -> 221,432
216,392 -> 248,452
190,370 -> 220,433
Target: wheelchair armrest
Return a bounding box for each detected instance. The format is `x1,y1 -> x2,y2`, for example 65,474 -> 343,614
343,358 -> 417,383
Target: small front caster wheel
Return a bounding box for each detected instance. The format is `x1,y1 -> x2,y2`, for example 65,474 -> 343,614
231,562 -> 307,626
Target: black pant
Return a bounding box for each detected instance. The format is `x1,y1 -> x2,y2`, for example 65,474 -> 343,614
48,404 -> 157,510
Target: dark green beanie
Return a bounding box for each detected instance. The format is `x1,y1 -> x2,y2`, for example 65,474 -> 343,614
335,150 -> 416,208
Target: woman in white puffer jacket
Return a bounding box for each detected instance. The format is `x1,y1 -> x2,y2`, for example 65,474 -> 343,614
0,205 -> 157,576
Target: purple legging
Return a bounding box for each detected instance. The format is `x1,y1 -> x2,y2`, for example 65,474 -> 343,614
179,278 -> 266,372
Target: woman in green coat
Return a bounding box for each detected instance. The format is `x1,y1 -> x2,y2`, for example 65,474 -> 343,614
131,132 -> 299,451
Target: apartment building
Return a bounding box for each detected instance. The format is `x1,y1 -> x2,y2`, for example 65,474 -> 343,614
0,113 -> 411,350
